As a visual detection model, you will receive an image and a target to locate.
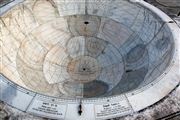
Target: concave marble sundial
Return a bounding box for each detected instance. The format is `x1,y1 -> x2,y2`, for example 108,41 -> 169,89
0,0 -> 179,119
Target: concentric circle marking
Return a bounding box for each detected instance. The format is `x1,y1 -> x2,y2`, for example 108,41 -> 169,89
67,56 -> 101,83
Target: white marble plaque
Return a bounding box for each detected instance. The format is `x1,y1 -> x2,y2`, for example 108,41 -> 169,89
95,100 -> 132,119
27,99 -> 67,119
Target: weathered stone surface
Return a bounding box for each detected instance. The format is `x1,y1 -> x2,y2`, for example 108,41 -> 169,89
112,0 -> 180,119
0,0 -> 179,119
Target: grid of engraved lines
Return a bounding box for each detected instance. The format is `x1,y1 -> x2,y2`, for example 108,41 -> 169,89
0,0 -> 174,98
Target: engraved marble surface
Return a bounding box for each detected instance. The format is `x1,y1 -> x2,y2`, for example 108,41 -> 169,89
0,0 -> 180,120
0,0 -> 175,98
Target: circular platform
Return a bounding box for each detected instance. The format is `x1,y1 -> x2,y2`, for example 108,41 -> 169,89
0,0 -> 180,119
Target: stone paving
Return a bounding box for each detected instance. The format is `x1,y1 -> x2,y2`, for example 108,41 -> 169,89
145,0 -> 180,17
